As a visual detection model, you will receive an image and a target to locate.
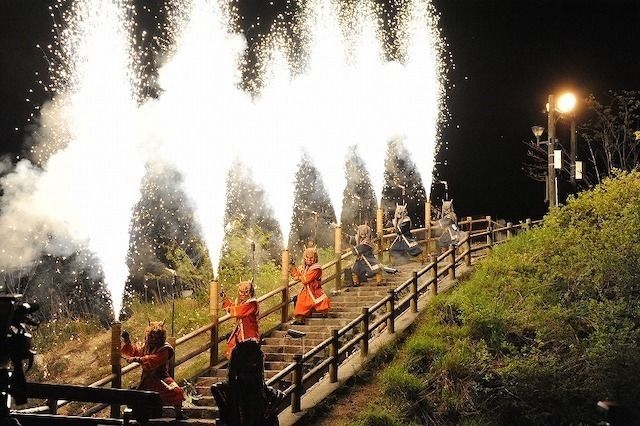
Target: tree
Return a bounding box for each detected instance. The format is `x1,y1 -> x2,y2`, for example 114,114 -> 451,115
381,139 -> 427,228
288,153 -> 336,260
219,161 -> 282,289
126,163 -> 210,299
340,146 -> 377,237
523,91 -> 640,190
580,90 -> 640,182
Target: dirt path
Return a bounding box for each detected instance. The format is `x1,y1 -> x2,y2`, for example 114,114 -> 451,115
298,369 -> 383,426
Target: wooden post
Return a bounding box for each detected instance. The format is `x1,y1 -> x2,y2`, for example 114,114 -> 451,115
329,329 -> 339,383
376,207 -> 384,255
281,250 -> 290,324
411,272 -> 418,313
466,216 -> 472,232
209,280 -> 220,366
291,354 -> 303,413
334,226 -> 342,292
360,307 -> 369,358
526,218 -> 532,229
110,321 -> 122,418
167,336 -> 176,377
487,226 -> 494,248
448,245 -> 456,281
465,236 -> 472,267
425,201 -> 432,255
386,290 -> 395,334
506,222 -> 513,240
485,216 -> 492,247
430,258 -> 438,296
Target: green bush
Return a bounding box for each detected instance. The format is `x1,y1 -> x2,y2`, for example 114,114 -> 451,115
350,405 -> 404,426
378,170 -> 640,425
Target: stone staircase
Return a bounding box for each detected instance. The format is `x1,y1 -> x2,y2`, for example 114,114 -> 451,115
147,259 -> 423,425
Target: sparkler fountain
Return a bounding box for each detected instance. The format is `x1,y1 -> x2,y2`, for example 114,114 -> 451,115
0,0 -> 446,324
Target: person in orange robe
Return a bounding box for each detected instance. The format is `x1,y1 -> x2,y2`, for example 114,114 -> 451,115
289,247 -> 330,325
121,321 -> 187,421
222,281 -> 260,360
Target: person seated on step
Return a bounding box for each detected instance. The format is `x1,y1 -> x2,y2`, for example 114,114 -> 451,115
221,281 -> 260,361
349,223 -> 398,286
389,203 -> 423,264
121,321 -> 187,421
289,246 -> 330,325
211,339 -> 285,426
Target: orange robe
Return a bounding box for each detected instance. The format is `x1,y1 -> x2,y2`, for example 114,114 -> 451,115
292,263 -> 330,317
121,342 -> 184,405
223,298 -> 260,359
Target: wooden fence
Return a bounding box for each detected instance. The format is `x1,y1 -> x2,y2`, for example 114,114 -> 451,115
19,216 -> 540,419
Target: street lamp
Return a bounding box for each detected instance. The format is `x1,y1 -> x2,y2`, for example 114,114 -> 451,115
530,126 -> 548,202
536,92 -> 576,208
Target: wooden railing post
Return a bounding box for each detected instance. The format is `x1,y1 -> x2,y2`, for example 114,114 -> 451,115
209,280 -> 220,366
411,272 -> 418,313
506,222 -> 513,240
466,216 -> 472,232
329,329 -> 339,383
281,250 -> 290,324
291,354 -> 303,413
430,257 -> 438,296
376,207 -> 384,256
425,201 -> 432,254
386,290 -> 396,334
465,236 -> 472,266
360,307 -> 370,358
526,218 -> 532,229
110,321 -> 122,418
448,245 -> 456,281
487,226 -> 494,248
167,336 -> 176,377
334,226 -> 342,292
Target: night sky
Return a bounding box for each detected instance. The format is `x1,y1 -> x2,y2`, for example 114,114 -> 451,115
1,0 -> 639,222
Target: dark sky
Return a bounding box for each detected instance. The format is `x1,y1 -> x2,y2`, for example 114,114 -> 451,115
1,0 -> 639,222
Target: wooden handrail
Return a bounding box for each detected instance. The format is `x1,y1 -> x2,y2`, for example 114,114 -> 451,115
19,216 -> 543,421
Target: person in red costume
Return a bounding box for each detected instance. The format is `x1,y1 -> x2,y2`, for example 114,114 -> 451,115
221,281 -> 260,360
289,247 -> 330,325
121,321 -> 187,421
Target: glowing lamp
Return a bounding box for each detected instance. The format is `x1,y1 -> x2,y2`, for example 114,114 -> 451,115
556,93 -> 577,114
531,126 -> 545,139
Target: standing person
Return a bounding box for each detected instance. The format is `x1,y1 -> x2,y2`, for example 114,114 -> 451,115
350,223 -> 397,286
221,281 -> 260,360
289,247 -> 330,325
121,321 -> 187,421
389,203 -> 423,264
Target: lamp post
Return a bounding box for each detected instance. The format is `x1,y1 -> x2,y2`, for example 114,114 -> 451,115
530,125 -> 547,202
532,92 -> 576,208
547,94 -> 558,207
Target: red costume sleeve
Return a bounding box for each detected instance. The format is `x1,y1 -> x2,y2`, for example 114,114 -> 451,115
121,342 -> 143,358
222,298 -> 233,310
226,300 -> 258,318
297,267 -> 322,285
139,346 -> 172,371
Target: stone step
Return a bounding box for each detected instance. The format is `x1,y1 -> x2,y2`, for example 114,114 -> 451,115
158,405 -> 218,420
191,395 -> 216,407
271,329 -> 329,340
260,344 -> 310,354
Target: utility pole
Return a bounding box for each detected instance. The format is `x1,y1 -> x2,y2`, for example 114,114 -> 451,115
570,118 -> 577,189
547,94 -> 557,207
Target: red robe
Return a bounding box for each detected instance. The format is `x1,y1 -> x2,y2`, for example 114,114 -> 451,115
121,342 -> 184,405
222,297 -> 260,359
292,263 -> 330,317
